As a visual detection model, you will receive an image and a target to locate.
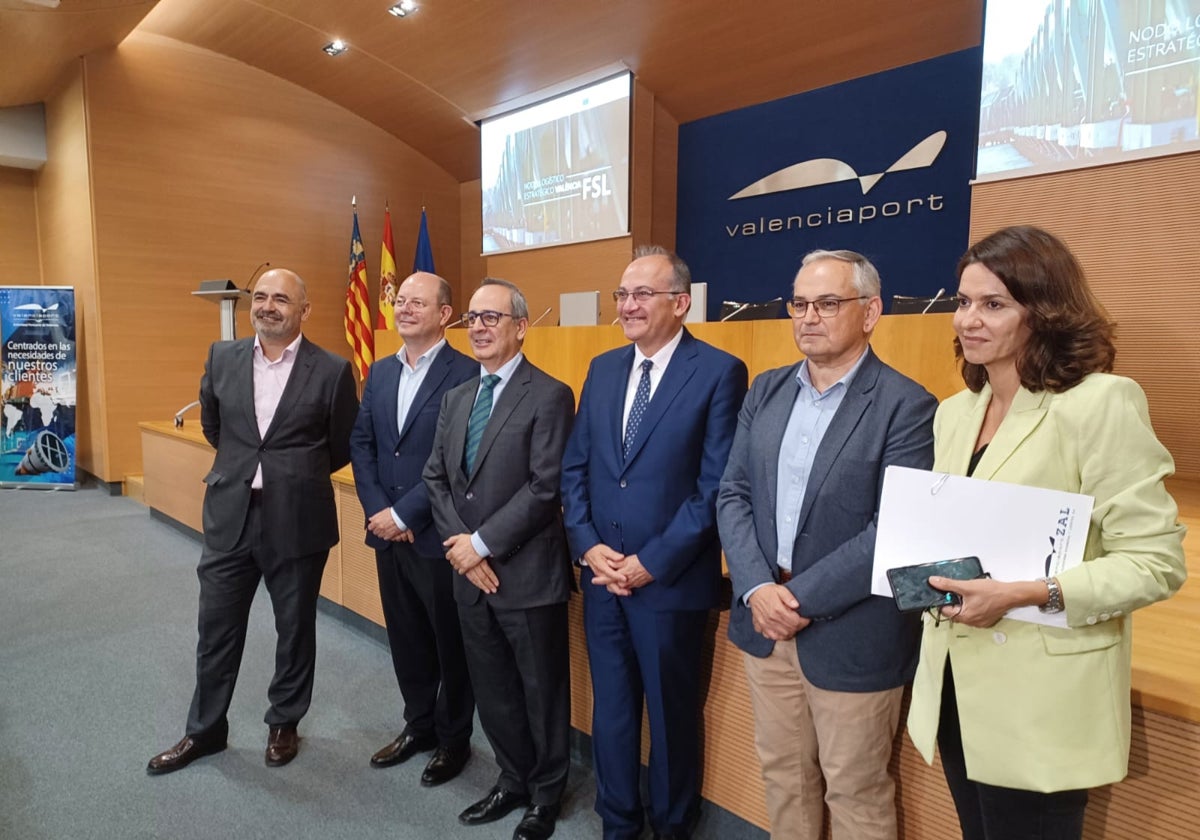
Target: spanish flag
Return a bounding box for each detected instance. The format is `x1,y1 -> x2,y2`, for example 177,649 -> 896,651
344,204 -> 374,381
377,205 -> 397,330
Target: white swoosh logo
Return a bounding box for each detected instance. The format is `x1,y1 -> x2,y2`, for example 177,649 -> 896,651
728,131 -> 947,199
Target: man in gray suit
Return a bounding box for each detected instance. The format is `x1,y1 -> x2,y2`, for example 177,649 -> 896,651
717,250 -> 936,840
423,278 -> 575,840
148,268 -> 358,774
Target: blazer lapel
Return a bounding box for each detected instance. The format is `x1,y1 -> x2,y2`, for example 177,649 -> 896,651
236,339 -> 259,439
795,351 -> 881,532
972,386 -> 1049,479
262,338 -> 315,442
399,347 -> 451,442
608,345 -> 636,466
622,332 -> 698,469
757,364 -> 804,528
468,358 -> 529,481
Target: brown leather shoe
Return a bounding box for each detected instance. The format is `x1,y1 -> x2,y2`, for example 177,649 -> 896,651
146,735 -> 226,775
265,725 -> 299,767
370,727 -> 437,768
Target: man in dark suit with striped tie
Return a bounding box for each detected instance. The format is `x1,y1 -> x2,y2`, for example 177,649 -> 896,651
423,278 -> 575,840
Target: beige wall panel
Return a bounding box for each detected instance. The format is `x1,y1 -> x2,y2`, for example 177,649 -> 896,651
969,155 -> 1200,479
650,101 -> 679,252
0,167 -> 41,284
81,32 -> 460,482
35,64 -> 106,479
485,236 -> 633,327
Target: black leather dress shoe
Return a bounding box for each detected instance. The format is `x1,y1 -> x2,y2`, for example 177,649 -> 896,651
513,803 -> 561,840
420,743 -> 471,786
458,786 -> 531,825
146,735 -> 226,775
265,725 -> 299,767
370,727 -> 437,768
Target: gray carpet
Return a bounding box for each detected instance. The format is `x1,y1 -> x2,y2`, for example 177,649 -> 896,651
0,485 -> 762,840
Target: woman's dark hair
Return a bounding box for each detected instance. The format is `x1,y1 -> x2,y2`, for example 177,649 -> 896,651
955,225 -> 1115,393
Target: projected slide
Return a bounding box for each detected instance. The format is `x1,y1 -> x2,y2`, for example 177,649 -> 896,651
481,74 -> 630,254
978,0 -> 1200,179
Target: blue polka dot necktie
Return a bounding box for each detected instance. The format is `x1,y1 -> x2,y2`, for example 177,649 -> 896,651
464,374 -> 500,473
623,359 -> 653,459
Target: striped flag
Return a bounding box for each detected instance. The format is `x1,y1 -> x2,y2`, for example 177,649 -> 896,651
377,206 -> 397,330
344,207 -> 374,381
413,207 -> 435,273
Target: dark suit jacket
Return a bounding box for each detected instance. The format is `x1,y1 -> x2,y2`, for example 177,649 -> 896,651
349,343 -> 477,557
717,348 -> 936,692
560,329 -> 748,611
199,336 -> 358,558
422,356 -> 575,610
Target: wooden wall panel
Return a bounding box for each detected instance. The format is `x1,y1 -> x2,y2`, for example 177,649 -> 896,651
650,100 -> 679,252
458,179 -> 486,311
35,63 -> 106,479
969,154 -> 1200,479
631,80 -> 656,246
79,31 -> 461,483
0,167 -> 40,284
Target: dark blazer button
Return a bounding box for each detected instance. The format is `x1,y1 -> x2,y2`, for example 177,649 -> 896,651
619,479 -> 627,488
465,491 -> 475,500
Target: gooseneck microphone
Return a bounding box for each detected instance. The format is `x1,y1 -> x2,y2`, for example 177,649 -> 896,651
921,288 -> 946,315
243,261 -> 272,291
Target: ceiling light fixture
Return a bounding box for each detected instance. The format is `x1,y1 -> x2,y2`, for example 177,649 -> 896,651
387,1 -> 417,18
323,39 -> 348,56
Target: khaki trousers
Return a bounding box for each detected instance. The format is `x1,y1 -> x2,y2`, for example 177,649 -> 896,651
743,642 -> 903,840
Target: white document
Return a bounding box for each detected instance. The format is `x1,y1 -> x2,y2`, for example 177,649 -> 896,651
871,465 -> 1094,627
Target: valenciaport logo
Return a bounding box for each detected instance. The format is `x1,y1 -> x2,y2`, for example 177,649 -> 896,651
723,130 -> 949,238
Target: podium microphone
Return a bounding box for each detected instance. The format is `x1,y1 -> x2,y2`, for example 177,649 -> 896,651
921,288 -> 946,314
720,303 -> 750,322
530,306 -> 553,326
243,261 -> 272,291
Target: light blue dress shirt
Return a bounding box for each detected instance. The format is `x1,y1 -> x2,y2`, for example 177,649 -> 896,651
388,339 -> 447,531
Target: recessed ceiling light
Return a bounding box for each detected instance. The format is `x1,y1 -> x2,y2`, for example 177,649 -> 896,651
323,39 -> 348,56
387,1 -> 417,17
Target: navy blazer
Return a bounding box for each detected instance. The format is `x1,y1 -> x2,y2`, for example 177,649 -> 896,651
349,342 -> 478,558
717,349 -> 936,692
561,329 -> 748,611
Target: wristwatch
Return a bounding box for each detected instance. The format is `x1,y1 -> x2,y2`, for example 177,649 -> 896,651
1039,576 -> 1064,613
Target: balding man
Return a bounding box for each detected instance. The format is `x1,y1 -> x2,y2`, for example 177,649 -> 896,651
148,268 -> 358,774
350,272 -> 478,785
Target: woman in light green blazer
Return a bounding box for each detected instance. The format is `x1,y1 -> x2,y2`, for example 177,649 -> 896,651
905,226 -> 1187,840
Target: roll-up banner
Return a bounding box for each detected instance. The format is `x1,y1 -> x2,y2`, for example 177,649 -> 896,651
0,286 -> 77,489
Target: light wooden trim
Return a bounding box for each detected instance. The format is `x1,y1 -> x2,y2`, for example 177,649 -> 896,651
0,168 -> 41,284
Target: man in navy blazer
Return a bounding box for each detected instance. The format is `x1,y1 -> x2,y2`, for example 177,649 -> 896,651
349,272 -> 478,785
561,246 -> 747,840
717,250 -> 936,840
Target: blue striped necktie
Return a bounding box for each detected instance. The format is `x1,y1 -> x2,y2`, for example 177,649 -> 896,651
623,359 -> 653,459
464,374 -> 500,473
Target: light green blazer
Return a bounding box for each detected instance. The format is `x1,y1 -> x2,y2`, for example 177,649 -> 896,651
907,373 -> 1187,792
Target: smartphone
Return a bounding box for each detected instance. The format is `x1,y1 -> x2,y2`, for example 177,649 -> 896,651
886,556 -> 985,612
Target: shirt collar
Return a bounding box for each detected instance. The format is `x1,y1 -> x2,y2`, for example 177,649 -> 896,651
481,350 -> 524,383
634,327 -> 685,371
797,346 -> 870,397
253,333 -> 303,364
397,337 -> 446,370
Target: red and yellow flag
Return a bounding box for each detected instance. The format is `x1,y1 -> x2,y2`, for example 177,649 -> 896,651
344,207 -> 374,380
377,206 -> 397,330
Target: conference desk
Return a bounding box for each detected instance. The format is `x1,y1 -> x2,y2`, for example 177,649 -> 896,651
140,316 -> 1199,838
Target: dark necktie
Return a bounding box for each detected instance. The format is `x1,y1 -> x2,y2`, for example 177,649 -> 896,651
464,374 -> 500,473
623,359 -> 654,459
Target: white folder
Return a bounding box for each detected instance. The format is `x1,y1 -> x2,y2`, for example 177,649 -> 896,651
871,465 -> 1094,627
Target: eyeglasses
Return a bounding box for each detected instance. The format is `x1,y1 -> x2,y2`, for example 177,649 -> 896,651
786,296 -> 868,318
393,297 -> 431,311
612,288 -> 680,304
461,310 -> 517,327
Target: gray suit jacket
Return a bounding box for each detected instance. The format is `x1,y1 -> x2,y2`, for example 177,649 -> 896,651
199,336 -> 358,558
423,356 -> 575,610
717,348 -> 936,692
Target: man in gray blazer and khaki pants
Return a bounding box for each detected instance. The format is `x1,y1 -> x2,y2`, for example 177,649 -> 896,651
424,278 -> 575,840
148,268 -> 358,775
717,250 -> 936,840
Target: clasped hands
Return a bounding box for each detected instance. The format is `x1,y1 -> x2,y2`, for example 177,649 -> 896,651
443,533 -> 499,595
367,508 -> 413,543
583,544 -> 654,596
747,584 -> 810,641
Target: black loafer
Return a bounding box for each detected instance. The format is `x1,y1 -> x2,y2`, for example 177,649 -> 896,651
458,785 -> 531,825
513,803 -> 560,840
146,735 -> 227,775
370,727 -> 437,768
420,743 -> 471,786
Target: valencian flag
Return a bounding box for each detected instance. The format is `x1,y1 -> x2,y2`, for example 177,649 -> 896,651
377,204 -> 398,330
344,202 -> 374,381
413,207 -> 435,273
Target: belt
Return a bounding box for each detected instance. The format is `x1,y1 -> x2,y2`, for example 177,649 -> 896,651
778,566 -> 793,584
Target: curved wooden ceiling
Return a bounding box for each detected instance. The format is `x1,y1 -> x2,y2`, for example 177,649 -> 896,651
1,0 -> 983,182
